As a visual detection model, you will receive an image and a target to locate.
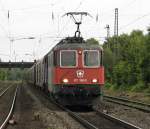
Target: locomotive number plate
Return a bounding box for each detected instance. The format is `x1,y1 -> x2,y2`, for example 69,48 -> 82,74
74,78 -> 87,82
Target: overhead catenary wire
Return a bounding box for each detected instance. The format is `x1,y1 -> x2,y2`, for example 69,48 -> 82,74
102,0 -> 137,15
0,53 -> 10,57
0,23 -> 9,38
74,0 -> 86,11
119,0 -> 137,11
0,3 -> 57,12
55,0 -> 86,38
0,0 -> 10,39
40,1 -> 91,57
1,0 -> 149,61
119,12 -> 150,30
0,0 -> 8,19
0,6 -> 42,11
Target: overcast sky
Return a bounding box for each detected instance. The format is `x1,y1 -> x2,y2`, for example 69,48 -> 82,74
0,0 -> 150,61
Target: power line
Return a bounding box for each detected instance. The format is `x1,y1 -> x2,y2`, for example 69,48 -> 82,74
0,0 -> 9,38
1,4 -> 50,12
0,53 -> 10,57
102,0 -> 137,16
75,0 -> 85,10
119,12 -> 150,30
119,0 -> 137,11
0,17 -> 9,40
55,0 -> 87,38
1,0 -> 61,12
0,0 -> 8,19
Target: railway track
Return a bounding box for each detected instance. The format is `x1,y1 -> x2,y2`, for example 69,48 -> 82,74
28,84 -> 143,129
0,87 -> 3,92
0,85 -> 13,98
0,85 -> 18,129
0,83 -> 9,92
42,94 -> 142,129
104,95 -> 150,113
54,102 -> 142,129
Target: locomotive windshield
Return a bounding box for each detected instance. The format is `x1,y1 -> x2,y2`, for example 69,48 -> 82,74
60,50 -> 77,67
84,50 -> 100,67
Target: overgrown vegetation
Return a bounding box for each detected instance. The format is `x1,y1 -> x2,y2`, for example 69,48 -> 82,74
103,29 -> 150,92
0,68 -> 24,80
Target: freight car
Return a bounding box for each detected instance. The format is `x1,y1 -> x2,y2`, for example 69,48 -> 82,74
27,12 -> 104,106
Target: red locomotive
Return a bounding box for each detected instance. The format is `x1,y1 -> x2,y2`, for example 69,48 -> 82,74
27,12 -> 104,106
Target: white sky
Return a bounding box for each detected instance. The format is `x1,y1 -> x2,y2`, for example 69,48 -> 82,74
0,0 -> 150,61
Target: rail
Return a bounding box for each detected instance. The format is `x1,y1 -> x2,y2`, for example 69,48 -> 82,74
49,98 -> 98,129
0,85 -> 13,97
104,95 -> 150,113
0,86 -> 18,129
43,92 -> 142,129
95,110 -> 142,129
29,85 -> 143,129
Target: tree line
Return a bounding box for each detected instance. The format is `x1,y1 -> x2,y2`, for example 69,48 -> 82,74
0,68 -> 23,80
103,29 -> 150,91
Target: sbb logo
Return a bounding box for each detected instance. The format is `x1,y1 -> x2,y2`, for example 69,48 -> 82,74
76,70 -> 84,78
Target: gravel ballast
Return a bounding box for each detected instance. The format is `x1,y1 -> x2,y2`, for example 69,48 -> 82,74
7,82 -> 86,129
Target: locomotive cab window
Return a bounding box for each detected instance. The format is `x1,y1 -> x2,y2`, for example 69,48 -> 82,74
60,50 -> 77,67
84,50 -> 100,67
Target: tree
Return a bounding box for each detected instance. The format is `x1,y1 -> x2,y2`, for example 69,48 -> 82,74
103,48 -> 115,82
147,27 -> 150,35
141,28 -> 150,86
103,29 -> 148,89
86,38 -> 99,45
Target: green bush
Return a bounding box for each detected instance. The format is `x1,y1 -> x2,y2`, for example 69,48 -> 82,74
104,82 -> 112,89
131,82 -> 145,92
103,29 -> 150,92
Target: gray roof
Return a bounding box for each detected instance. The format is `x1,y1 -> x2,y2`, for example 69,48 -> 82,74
52,36 -> 103,50
53,43 -> 103,50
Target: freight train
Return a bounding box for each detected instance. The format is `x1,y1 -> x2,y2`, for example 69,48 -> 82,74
26,12 -> 104,106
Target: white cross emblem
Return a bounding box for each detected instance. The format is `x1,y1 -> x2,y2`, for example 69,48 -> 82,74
76,70 -> 84,78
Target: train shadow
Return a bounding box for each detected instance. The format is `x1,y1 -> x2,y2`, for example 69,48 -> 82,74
66,105 -> 94,112
25,83 -> 95,112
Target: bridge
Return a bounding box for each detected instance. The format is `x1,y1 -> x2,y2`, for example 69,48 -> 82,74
0,61 -> 35,68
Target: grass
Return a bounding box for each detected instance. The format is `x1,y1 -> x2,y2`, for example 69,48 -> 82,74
104,82 -> 150,104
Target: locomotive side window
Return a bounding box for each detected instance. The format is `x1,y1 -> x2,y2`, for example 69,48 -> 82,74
60,50 -> 77,67
84,50 -> 100,67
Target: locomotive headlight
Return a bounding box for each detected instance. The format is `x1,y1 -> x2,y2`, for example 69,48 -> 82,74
63,78 -> 69,83
92,79 -> 98,83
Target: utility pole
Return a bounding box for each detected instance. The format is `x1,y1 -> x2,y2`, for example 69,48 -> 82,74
114,8 -> 119,57
114,8 -> 118,36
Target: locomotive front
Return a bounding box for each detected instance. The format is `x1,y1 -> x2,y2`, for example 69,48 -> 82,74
51,43 -> 104,106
